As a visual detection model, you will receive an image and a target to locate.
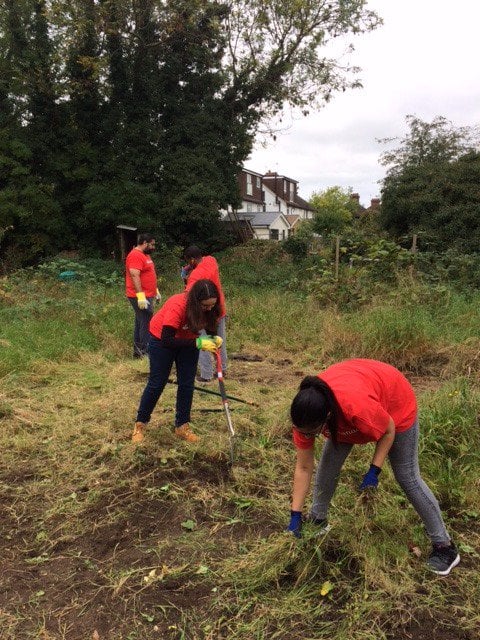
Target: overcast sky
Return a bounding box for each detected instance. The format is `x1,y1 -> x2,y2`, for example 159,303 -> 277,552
248,0 -> 480,207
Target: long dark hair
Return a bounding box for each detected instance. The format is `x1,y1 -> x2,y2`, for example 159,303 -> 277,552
186,279 -> 220,334
290,375 -> 339,445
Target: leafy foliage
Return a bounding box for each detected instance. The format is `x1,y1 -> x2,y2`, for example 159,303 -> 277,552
0,0 -> 381,268
309,186 -> 356,236
379,115 -> 480,176
379,116 -> 480,251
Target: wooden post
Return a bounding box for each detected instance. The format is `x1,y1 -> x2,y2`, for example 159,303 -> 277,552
409,233 -> 418,278
335,235 -> 340,281
411,234 -> 417,253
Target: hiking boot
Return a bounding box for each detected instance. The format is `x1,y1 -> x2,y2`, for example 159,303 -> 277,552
131,421 -> 146,443
196,376 -> 213,383
174,423 -> 199,443
427,543 -> 460,576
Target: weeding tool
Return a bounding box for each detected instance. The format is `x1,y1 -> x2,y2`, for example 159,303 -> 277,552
215,350 -> 236,465
167,378 -> 257,406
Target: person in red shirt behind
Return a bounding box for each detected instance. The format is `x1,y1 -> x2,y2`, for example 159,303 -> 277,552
287,359 -> 460,576
183,246 -> 227,382
132,279 -> 223,445
125,233 -> 161,358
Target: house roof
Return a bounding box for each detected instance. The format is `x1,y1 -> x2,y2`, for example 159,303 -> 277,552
242,167 -> 264,178
249,212 -> 286,228
292,195 -> 314,211
250,212 -> 281,227
285,215 -> 300,227
263,171 -> 298,184
241,194 -> 264,204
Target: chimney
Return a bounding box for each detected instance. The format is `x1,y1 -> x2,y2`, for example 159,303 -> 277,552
370,198 -> 381,209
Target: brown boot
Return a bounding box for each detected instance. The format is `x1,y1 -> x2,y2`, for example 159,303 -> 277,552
174,423 -> 199,443
132,421 -> 146,443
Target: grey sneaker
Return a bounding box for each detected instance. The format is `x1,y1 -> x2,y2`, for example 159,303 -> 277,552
427,543 -> 460,576
308,516 -> 332,536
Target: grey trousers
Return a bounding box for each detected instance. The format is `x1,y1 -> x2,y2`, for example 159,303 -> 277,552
310,420 -> 451,545
198,315 -> 227,379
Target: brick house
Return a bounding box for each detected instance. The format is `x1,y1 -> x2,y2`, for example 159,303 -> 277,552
223,168 -> 313,240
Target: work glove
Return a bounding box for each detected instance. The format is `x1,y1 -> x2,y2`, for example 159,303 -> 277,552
207,335 -> 223,349
359,464 -> 381,491
155,288 -> 162,303
196,336 -> 218,353
286,510 -> 303,538
136,291 -> 150,310
181,265 -> 192,280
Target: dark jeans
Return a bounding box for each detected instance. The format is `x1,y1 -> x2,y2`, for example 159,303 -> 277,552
128,297 -> 154,357
136,337 -> 199,427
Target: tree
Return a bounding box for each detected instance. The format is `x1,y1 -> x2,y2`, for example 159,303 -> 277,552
380,116 -> 480,250
222,0 -> 381,124
0,0 -> 66,267
0,0 -> 382,264
380,151 -> 480,251
379,115 -> 479,176
309,186 -> 355,236
155,0 -> 251,244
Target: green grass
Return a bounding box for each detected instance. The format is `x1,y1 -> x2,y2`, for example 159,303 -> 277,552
0,244 -> 479,639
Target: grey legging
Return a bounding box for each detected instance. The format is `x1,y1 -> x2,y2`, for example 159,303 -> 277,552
310,419 -> 451,545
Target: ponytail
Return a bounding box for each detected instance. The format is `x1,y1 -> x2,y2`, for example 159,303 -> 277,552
290,375 -> 339,444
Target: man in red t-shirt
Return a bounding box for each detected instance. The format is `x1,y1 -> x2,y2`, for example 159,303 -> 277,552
183,246 -> 227,381
125,233 -> 161,358
286,359 -> 460,576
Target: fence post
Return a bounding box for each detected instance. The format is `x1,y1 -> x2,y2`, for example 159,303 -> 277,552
409,233 -> 418,278
335,235 -> 340,281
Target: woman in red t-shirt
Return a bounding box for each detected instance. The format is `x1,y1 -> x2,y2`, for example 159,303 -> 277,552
287,359 -> 459,576
132,279 -> 223,444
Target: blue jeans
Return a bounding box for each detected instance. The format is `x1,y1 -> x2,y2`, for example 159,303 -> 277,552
136,337 -> 199,427
128,297 -> 154,357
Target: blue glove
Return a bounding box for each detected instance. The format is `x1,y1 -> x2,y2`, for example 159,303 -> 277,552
180,265 -> 191,280
359,464 -> 381,491
286,510 -> 302,538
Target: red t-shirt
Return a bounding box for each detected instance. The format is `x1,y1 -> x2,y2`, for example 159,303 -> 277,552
185,256 -> 226,317
293,359 -> 418,449
125,248 -> 157,298
149,293 -> 199,340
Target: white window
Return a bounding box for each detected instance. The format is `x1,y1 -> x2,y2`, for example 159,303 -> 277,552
270,228 -> 279,240
247,203 -> 253,212
256,176 -> 261,188
290,184 -> 295,200
246,173 -> 253,196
